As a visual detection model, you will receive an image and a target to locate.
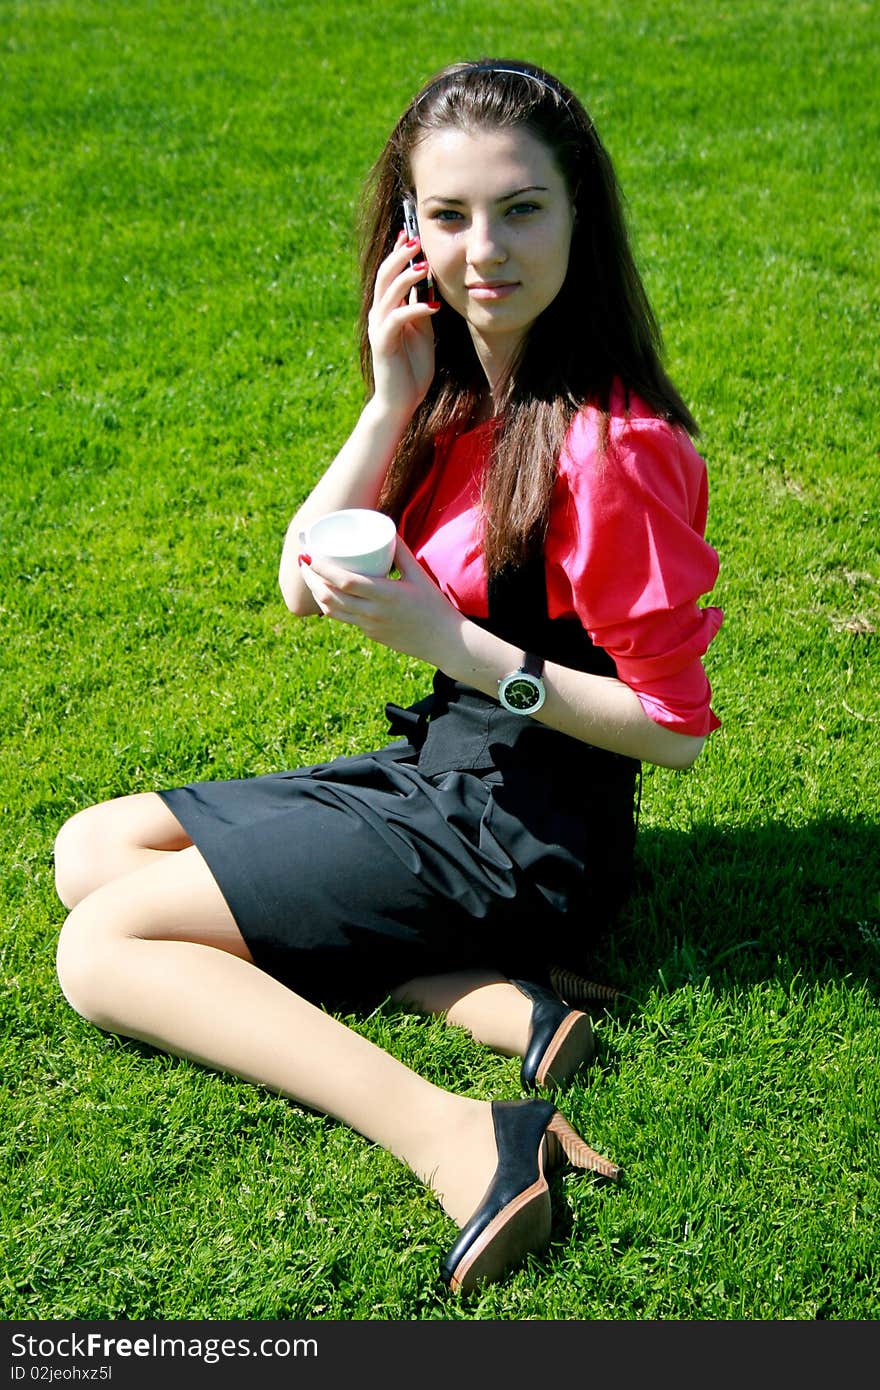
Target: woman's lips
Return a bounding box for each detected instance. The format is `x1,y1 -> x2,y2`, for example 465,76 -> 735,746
466,282 -> 519,301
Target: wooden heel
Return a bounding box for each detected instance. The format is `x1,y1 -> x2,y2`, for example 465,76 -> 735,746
549,966 -> 621,1007
546,1111 -> 621,1180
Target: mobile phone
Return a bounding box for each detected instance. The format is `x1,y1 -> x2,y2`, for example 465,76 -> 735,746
402,196 -> 436,304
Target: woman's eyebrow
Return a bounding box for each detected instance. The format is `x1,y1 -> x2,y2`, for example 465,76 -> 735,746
422,185 -> 549,207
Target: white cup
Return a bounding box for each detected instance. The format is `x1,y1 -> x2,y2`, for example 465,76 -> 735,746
304,508 -> 397,577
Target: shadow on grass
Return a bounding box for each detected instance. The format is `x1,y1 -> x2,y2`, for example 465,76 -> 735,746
589,813 -> 880,1005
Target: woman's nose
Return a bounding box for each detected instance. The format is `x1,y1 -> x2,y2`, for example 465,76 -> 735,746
466,215 -> 507,267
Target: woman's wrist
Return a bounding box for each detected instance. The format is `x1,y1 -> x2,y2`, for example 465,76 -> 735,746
435,616 -> 521,695
364,390 -> 417,437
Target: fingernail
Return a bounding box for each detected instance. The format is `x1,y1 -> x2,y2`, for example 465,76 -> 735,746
405,237 -> 419,249
427,300 -> 441,310
411,260 -> 428,272
297,552 -> 312,566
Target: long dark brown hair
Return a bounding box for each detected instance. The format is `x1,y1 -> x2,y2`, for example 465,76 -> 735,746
357,58 -> 697,575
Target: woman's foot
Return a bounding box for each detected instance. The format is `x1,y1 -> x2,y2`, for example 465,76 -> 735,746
512,978 -> 595,1090
437,1099 -> 621,1293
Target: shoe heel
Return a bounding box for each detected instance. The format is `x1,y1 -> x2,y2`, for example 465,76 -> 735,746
546,1111 -> 621,1181
549,966 -> 621,1007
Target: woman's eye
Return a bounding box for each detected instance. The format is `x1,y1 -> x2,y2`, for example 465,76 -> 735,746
426,203 -> 541,226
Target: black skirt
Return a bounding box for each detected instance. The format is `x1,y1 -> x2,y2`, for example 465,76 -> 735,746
158,681 -> 639,1010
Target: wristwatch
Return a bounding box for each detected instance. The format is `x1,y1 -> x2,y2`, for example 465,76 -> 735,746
497,652 -> 546,715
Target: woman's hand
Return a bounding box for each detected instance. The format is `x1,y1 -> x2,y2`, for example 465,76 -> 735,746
368,232 -> 440,419
297,537 -> 462,669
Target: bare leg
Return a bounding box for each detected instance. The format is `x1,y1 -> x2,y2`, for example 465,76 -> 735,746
391,971 -> 535,1059
55,847 -> 500,1227
54,793 -> 192,908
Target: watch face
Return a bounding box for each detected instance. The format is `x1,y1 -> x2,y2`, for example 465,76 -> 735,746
502,675 -> 542,711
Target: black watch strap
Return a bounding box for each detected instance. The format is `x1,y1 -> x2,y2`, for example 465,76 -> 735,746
522,651 -> 544,678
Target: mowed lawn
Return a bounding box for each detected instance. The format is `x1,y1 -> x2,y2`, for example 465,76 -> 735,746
1,0 -> 878,1320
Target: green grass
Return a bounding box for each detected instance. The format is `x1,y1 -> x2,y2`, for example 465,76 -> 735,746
2,0 -> 878,1321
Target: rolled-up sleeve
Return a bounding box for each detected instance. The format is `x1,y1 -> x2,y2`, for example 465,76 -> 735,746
546,404 -> 724,736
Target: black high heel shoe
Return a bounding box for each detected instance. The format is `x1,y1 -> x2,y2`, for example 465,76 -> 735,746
440,1098 -> 620,1294
512,978 -> 596,1091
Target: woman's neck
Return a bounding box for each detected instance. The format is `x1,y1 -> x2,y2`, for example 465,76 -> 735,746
468,326 -> 520,406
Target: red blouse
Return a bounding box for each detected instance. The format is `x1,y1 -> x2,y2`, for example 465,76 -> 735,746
399,386 -> 723,738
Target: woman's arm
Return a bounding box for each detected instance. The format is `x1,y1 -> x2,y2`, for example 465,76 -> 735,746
443,610 -> 706,770
279,233 -> 439,616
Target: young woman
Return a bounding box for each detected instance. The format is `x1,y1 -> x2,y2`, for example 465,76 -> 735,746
53,59 -> 722,1294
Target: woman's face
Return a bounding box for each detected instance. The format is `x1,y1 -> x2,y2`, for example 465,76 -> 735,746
409,123 -> 575,377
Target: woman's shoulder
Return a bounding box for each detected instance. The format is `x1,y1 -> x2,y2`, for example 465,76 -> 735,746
560,383 -> 707,509
566,382 -> 697,450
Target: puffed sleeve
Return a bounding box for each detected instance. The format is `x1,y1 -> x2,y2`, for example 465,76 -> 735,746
545,402 -> 723,736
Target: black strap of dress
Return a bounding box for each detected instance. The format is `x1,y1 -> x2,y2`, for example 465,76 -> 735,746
484,549 -> 619,676
386,544 -> 640,791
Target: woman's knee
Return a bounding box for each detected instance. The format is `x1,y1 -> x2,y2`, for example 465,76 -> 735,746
55,899 -> 121,1029
53,805 -> 107,910
54,793 -> 190,910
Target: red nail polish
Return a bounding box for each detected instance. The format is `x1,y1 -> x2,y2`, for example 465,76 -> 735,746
297,552 -> 312,566
411,260 -> 428,272
427,300 -> 441,310
405,237 -> 419,250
